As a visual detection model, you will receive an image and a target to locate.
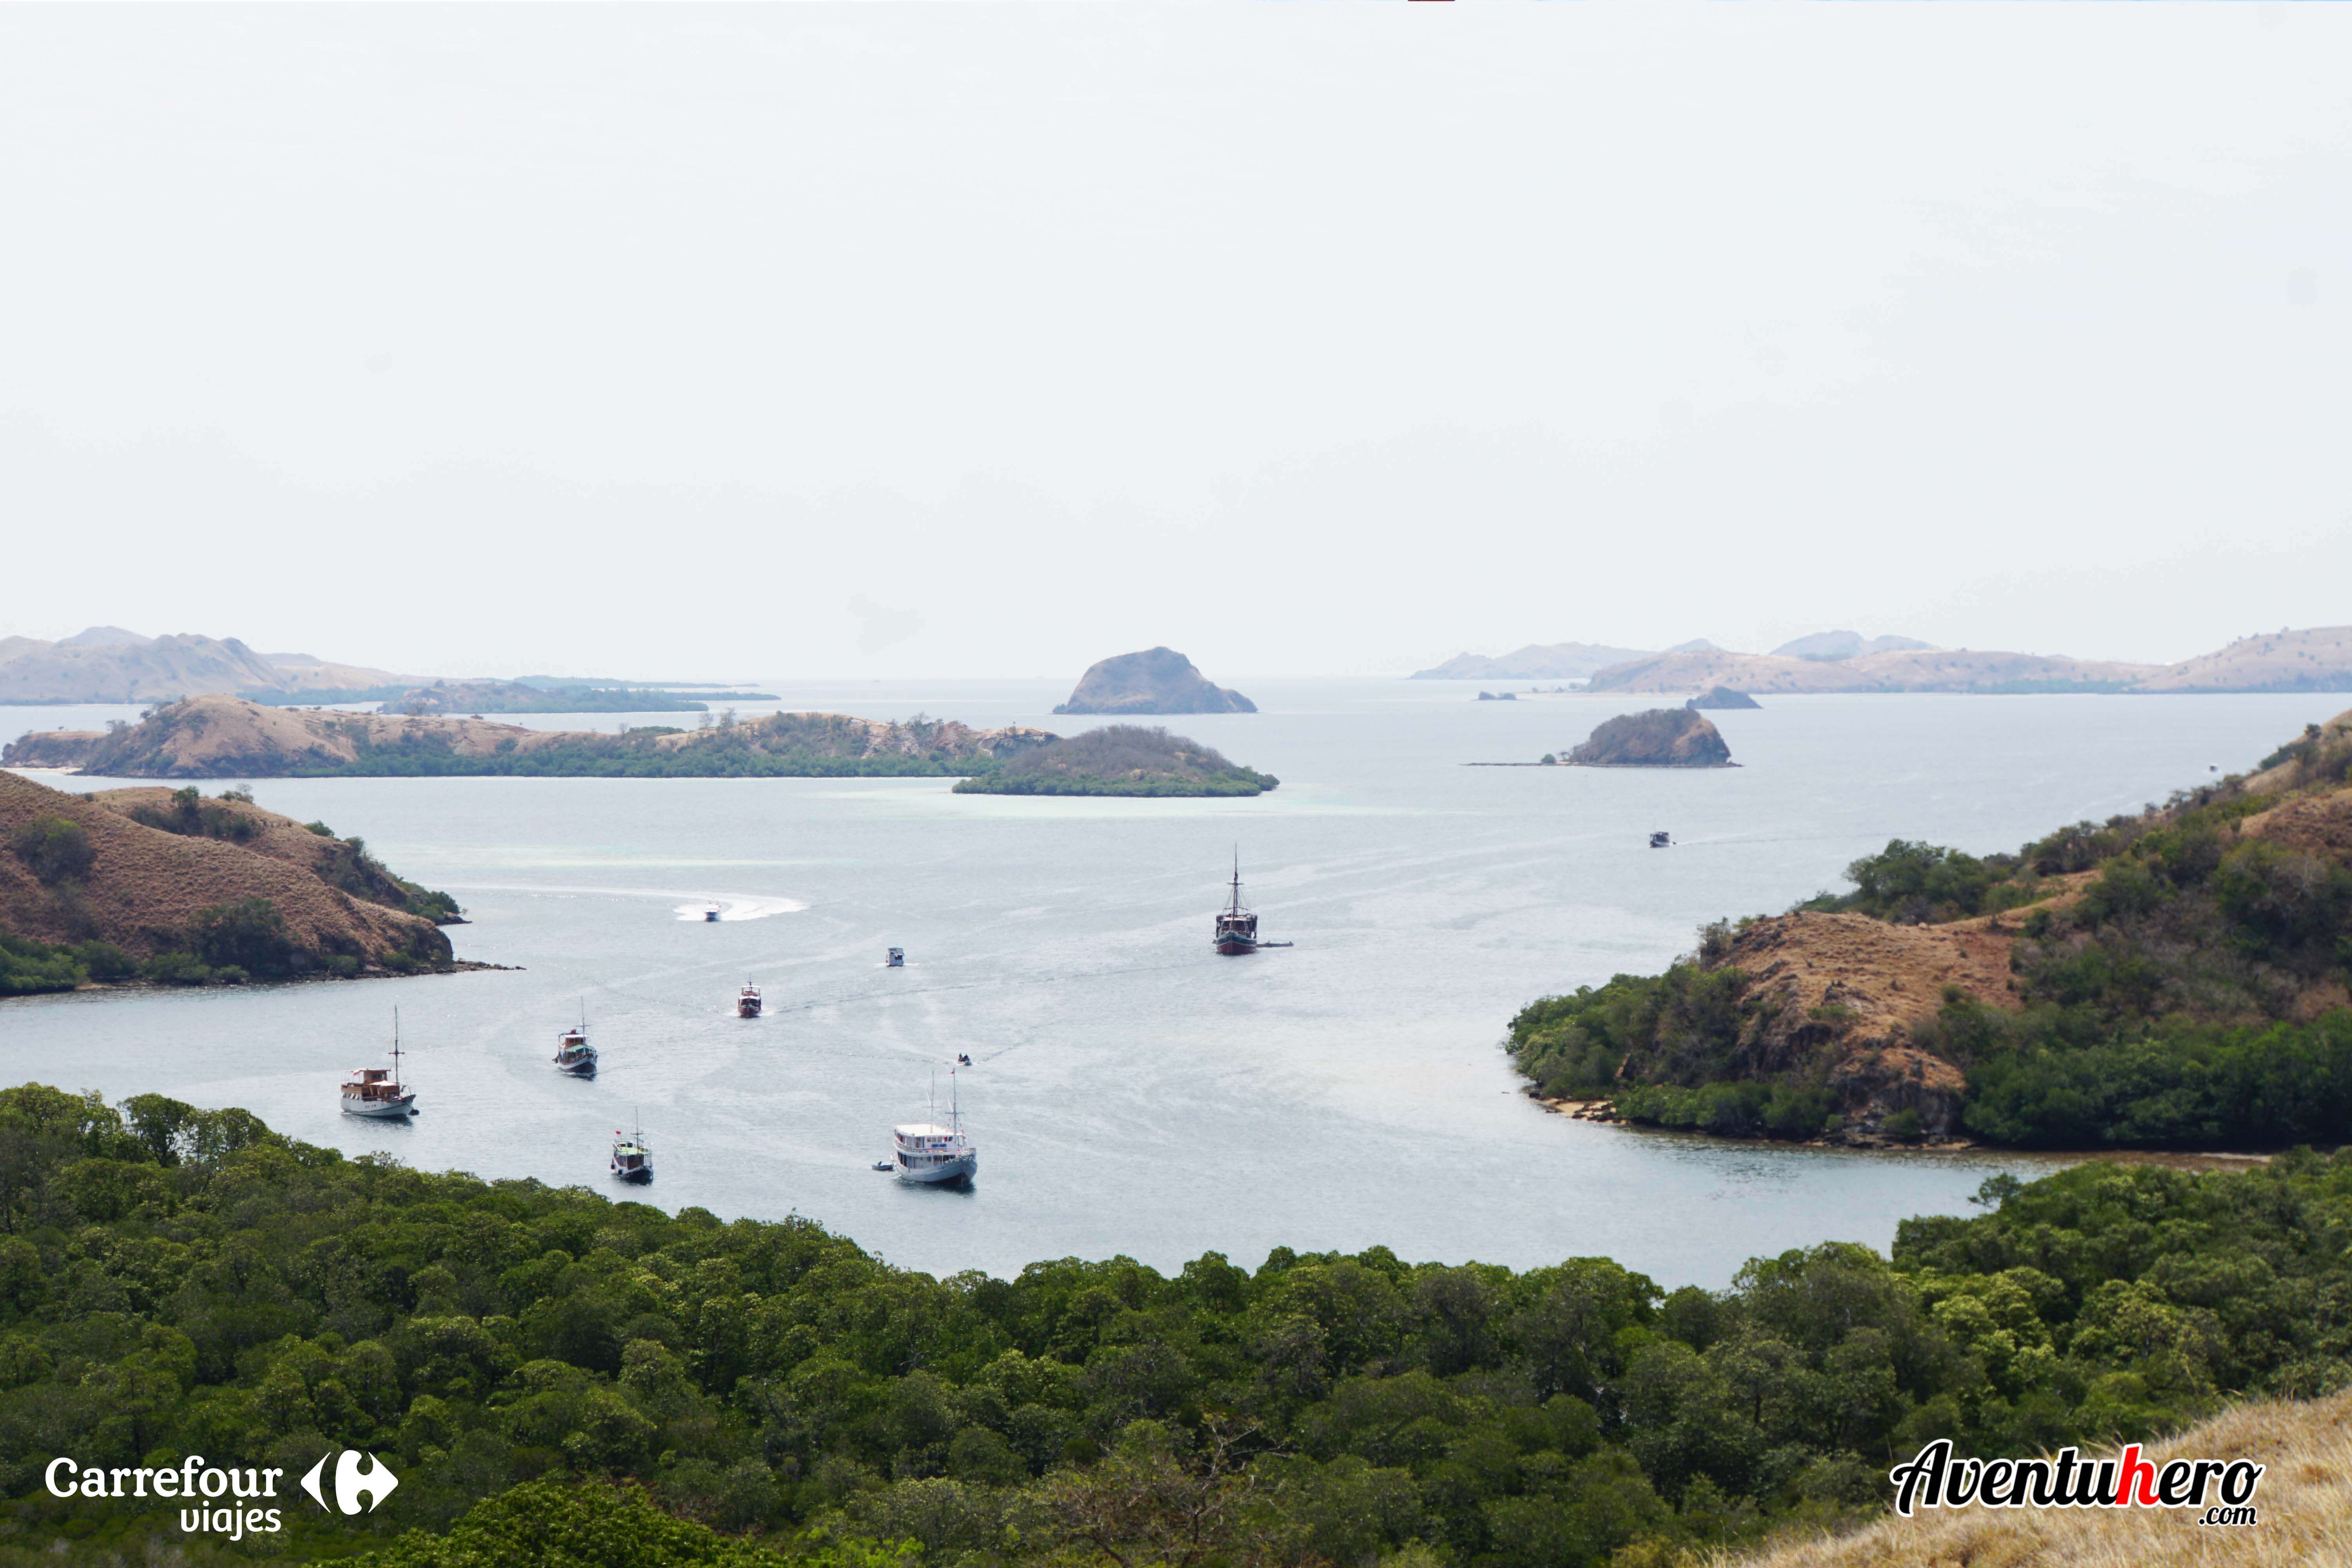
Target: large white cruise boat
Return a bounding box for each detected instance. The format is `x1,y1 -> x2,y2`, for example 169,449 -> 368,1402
892,1073 -> 976,1185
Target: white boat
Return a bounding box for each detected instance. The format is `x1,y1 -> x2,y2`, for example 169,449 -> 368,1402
342,1011 -> 418,1119
554,1003 -> 597,1076
702,901 -> 722,922
892,1072 -> 976,1185
612,1114 -> 653,1183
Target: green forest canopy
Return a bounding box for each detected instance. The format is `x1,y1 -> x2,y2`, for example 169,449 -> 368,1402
0,1085 -> 2343,1567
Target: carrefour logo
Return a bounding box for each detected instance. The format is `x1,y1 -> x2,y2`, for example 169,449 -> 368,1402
300,1450 -> 399,1515
40,1448 -> 397,1539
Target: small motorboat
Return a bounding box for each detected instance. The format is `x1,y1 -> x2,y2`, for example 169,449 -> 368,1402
343,1011 -> 418,1119
702,901 -> 723,922
887,947 -> 905,968
956,1053 -> 971,1066
611,1117 -> 653,1183
871,1159 -> 894,1172
1649,830 -> 1672,849
553,1004 -> 597,1076
737,980 -> 762,1018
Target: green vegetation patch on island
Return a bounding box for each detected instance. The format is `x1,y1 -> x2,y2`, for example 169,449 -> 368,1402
0,1082 -> 2346,1568
951,724 -> 1279,796
1510,707 -> 2352,1151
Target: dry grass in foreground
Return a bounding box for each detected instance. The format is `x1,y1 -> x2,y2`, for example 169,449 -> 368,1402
1720,1388 -> 2352,1568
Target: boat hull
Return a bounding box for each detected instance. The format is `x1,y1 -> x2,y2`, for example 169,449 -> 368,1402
556,1057 -> 597,1077
737,1002 -> 761,1018
612,1165 -> 653,1183
897,1152 -> 976,1185
1214,935 -> 1258,955
342,1095 -> 416,1119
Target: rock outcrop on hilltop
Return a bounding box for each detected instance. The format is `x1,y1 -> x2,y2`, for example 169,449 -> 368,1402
0,628 -> 409,704
0,771 -> 457,988
1564,708 -> 1733,767
1053,648 -> 1256,715
5,694 -> 1053,779
1685,686 -> 1760,710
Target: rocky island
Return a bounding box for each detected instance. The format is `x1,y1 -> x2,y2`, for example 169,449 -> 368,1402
1,772 -> 463,994
952,724 -> 1278,796
1685,686 -> 1760,710
1053,647 -> 1256,715
1564,708 -> 1734,767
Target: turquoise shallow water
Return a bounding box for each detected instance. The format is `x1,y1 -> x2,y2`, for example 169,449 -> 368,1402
0,681 -> 2334,1288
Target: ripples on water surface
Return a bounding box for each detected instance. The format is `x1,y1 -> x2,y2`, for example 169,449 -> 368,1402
0,682 -> 2334,1286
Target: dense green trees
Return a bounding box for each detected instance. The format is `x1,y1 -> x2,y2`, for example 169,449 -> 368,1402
0,1084 -> 2344,1566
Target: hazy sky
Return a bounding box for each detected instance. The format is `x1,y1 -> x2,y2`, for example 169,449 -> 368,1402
3,7 -> 2349,681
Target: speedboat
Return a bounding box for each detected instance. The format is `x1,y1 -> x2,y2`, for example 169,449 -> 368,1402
343,1011 -> 418,1118
702,902 -> 722,922
892,1072 -> 976,1186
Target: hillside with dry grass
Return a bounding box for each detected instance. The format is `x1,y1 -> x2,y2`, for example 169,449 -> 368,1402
1510,705 -> 2352,1149
1724,1388 -> 2352,1568
0,771 -> 457,992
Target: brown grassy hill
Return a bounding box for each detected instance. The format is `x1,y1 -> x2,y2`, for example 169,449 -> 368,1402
0,771 -> 452,979
3,695 -> 1053,778
2,730 -> 103,767
0,629 -> 408,703
2136,624 -> 2352,693
1726,1388 -> 2352,1568
84,786 -> 460,924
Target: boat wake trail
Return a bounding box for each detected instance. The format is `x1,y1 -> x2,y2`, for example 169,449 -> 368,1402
673,897 -> 809,922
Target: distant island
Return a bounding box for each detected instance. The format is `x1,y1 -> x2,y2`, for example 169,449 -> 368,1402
1419,624 -> 2352,695
380,680 -> 762,715
1411,640 -> 1655,681
1565,708 -> 1733,767
1769,629 -> 1934,660
1053,648 -> 1256,715
1686,686 -> 1761,710
952,724 -> 1278,797
1,773 -> 463,995
2,696 -> 1279,796
0,626 -> 412,705
2,696 -> 1053,780
1510,703 -> 2352,1150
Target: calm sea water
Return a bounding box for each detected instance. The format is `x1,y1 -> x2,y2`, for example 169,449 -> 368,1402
0,682 -> 2335,1289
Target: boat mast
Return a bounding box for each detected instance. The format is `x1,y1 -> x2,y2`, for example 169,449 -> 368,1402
1228,847 -> 1244,915
391,1007 -> 402,1090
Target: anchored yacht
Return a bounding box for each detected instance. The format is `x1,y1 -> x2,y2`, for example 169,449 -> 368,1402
553,1005 -> 597,1076
343,1012 -> 418,1119
611,1116 -> 653,1183
893,1073 -> 976,1186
